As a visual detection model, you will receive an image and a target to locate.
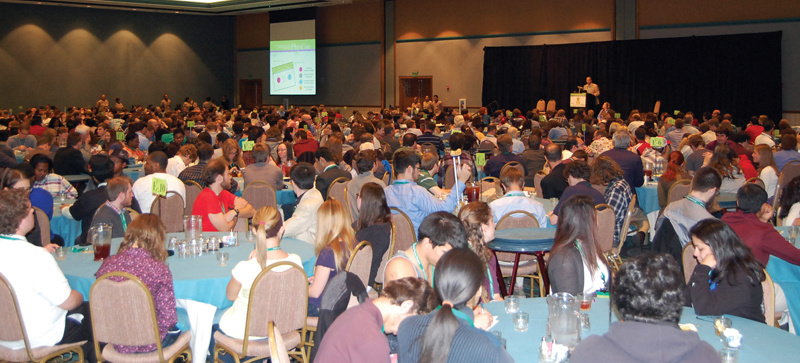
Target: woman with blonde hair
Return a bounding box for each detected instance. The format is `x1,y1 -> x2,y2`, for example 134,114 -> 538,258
221,138 -> 245,171
458,201 -> 502,302
753,144 -> 779,200
95,214 -> 179,353
217,206 -> 302,339
308,198 -> 355,316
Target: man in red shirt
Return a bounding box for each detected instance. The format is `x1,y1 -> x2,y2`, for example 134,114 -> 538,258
191,159 -> 254,232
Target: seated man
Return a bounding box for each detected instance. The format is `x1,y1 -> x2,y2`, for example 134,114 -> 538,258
383,212 -> 469,286
283,162 -> 325,245
483,134 -> 527,178
521,130 -> 546,187
0,189 -> 93,360
89,176 -> 135,239
384,150 -> 471,231
570,254 -> 718,362
590,156 -> 634,245
599,130 -> 644,188
315,147 -> 352,199
242,143 -> 284,191
489,167 -> 546,227
346,149 -> 386,215
7,123 -> 37,150
549,160 -> 605,226
540,143 -> 569,199
191,159 -> 255,232
132,151 -> 186,213
179,143 -> 238,193
417,152 -> 443,198
53,132 -> 86,176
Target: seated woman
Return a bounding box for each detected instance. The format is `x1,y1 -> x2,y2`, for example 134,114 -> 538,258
315,277 -> 437,363
95,214 -> 180,353
29,154 -> 78,199
754,144 -> 779,201
571,254 -> 718,362
687,219 -> 766,322
458,201 -> 502,302
780,177 -> 800,226
309,199 -> 355,317
548,195 -> 609,296
658,151 -> 691,209
707,144 -> 745,194
217,206 -> 302,339
396,249 -> 512,363
274,141 -> 295,177
221,138 -> 245,174
354,182 -> 392,286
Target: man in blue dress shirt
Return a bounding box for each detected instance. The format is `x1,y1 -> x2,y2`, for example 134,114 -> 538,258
384,150 -> 471,231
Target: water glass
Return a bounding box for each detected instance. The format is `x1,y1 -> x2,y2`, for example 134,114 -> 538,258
167,237 -> 178,251
207,237 -> 219,252
550,197 -> 558,207
177,242 -> 189,258
579,312 -> 591,334
513,312 -> 529,332
58,192 -> 67,204
217,252 -> 229,266
55,247 -> 67,260
714,316 -> 732,336
718,347 -> 738,363
789,226 -> 799,239
246,229 -> 256,243
505,295 -> 520,314
579,293 -> 594,311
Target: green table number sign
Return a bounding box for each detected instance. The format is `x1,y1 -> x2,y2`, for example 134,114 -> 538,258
152,178 -> 167,197
476,153 -> 486,167
242,141 -> 255,152
650,137 -> 666,148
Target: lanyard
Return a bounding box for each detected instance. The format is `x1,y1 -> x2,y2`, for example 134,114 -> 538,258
323,164 -> 338,172
393,180 -> 412,185
487,266 -> 494,297
0,234 -> 26,242
120,212 -> 127,232
267,246 -> 281,251
434,306 -> 474,327
503,191 -> 525,198
685,195 -> 706,209
412,242 -> 434,284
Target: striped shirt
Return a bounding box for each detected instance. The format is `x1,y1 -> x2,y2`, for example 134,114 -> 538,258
33,174 -> 78,199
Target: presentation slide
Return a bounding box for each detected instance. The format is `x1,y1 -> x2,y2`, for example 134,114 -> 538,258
270,20 -> 316,95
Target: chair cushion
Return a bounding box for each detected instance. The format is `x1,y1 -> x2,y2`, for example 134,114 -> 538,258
101,332 -> 191,363
214,330 -> 301,357
0,341 -> 85,362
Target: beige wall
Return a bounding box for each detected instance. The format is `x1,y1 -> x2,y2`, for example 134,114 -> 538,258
639,0 -> 800,26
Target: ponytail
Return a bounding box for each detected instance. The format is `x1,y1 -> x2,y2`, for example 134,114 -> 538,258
417,304 -> 461,363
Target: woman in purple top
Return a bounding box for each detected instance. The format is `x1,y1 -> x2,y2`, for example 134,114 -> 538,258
95,214 -> 179,353
458,201 -> 502,302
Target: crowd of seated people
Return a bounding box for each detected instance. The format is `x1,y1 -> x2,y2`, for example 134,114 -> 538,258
5,98 -> 800,362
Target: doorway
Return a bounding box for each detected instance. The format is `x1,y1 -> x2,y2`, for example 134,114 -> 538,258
239,79 -> 262,109
399,76 -> 432,113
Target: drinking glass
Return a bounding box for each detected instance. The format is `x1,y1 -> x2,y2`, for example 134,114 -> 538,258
167,237 -> 178,251
505,295 -> 520,314
246,229 -> 256,243
550,198 -> 558,207
714,316 -> 732,336
718,348 -> 738,363
55,247 -> 67,260
579,312 -> 591,334
790,226 -> 799,239
513,312 -> 529,332
579,293 -> 594,311
217,252 -> 229,266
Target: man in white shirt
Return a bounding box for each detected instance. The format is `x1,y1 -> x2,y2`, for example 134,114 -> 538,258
133,151 -> 186,212
755,119 -> 776,147
283,163 -> 324,245
489,167 -> 547,227
0,190 -> 92,358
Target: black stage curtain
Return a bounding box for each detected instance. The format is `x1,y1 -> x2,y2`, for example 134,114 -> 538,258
482,32 -> 783,124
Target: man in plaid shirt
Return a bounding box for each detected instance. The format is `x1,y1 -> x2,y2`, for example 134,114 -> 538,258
591,156 -> 633,244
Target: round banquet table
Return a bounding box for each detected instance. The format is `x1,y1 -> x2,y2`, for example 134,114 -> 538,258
51,198 -> 81,247
56,232 -> 316,360
635,182 -> 738,215
484,296 -> 800,362
123,166 -> 142,182
488,228 -> 556,296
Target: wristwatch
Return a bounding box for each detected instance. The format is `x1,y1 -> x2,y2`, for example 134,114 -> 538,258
234,209 -> 240,218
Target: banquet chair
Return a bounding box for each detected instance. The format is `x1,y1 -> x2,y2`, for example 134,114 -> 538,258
501,161 -> 525,178
213,262 -> 309,363
536,100 -> 546,112
0,273 -> 86,363
420,143 -> 437,155
763,271 -> 776,327
149,192 -> 185,233
343,186 -> 359,223
496,211 -> 543,297
479,140 -> 499,156
608,195 -> 637,272
345,241 -> 374,288
373,224 -> 396,286
546,100 -> 556,113
480,177 -> 502,197
91,272 -> 192,363
666,180 -> 692,206
594,204 -> 616,254
389,208 -> 417,255
326,177 -> 348,202
444,165 -> 473,190
242,181 -> 278,211
268,322 -> 291,363
681,244 -> 697,285
381,168 -> 391,185
533,172 -> 546,198
745,177 -> 766,190
183,180 -> 203,217
34,207 -> 51,247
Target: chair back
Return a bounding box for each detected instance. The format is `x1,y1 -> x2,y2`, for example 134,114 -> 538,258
500,161 -> 525,178
444,165 -> 473,189
0,272 -> 29,346
592,184 -> 607,196
184,180 -> 203,216
390,208 -> 417,255
533,171 -> 546,198
150,192 -> 185,233
682,243 -> 696,284
381,170 -> 391,185
242,262 -> 308,355
345,241 -> 373,288
745,177 -> 765,190
480,177 -> 502,197
613,195 -> 637,254
327,177 -> 349,201
91,272 -> 166,361
242,181 -> 278,211
654,100 -> 661,114
594,204 -> 616,253
667,179 -> 692,205
420,143 -> 437,155
268,322 -> 291,363
546,99 -> 556,113
374,225 -> 395,285
479,140 -> 498,156
763,271 -> 776,327
344,185 -> 359,223
536,99 -> 546,112
496,210 -> 539,230
34,207 -> 51,247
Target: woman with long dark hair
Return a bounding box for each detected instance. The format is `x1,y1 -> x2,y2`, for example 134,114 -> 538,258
658,151 -> 691,209
548,195 -> 609,296
397,249 -> 512,363
354,182 -> 392,286
779,176 -> 800,226
687,219 -> 765,322
458,201 -> 502,302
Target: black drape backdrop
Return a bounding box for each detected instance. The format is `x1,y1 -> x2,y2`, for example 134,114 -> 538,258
482,32 -> 783,124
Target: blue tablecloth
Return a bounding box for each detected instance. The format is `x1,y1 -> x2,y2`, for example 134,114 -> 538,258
490,228 -> 556,253
635,184 -> 660,215
766,227 -> 800,330
123,166 -> 142,182
57,233 -> 316,310
484,297 -> 800,362
52,199 -> 81,247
